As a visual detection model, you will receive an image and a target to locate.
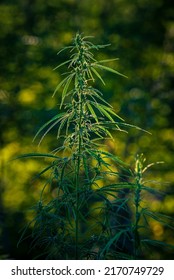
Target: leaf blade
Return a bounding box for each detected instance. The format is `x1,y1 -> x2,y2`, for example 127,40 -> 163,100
92,63 -> 128,78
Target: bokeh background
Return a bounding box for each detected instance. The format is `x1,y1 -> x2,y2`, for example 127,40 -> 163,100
0,0 -> 174,259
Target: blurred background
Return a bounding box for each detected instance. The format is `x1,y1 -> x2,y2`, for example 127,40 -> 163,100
0,0 -> 174,259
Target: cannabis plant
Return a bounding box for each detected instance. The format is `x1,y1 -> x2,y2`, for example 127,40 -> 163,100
18,33 -> 174,260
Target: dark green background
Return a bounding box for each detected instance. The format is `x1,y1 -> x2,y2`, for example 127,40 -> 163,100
0,0 -> 174,259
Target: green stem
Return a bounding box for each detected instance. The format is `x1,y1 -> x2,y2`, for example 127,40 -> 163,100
75,82 -> 84,260
75,130 -> 81,259
75,157 -> 80,259
74,35 -> 88,259
133,178 -> 141,259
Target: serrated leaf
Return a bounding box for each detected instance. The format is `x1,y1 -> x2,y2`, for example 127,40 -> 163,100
86,102 -> 99,123
91,43 -> 111,49
66,111 -> 75,135
143,210 -> 174,229
52,75 -> 70,97
100,231 -> 125,256
142,239 -> 174,249
57,45 -> 74,55
100,104 -> 124,121
13,153 -> 60,160
97,183 -> 133,192
91,67 -> 105,85
60,73 -> 75,108
38,115 -> 68,145
32,162 -> 60,181
93,102 -> 115,123
82,155 -> 90,181
53,59 -> 72,70
92,63 -> 128,78
116,122 -> 151,134
86,67 -> 95,81
97,125 -> 114,140
90,88 -> 113,108
91,129 -> 104,139
33,113 -> 66,141
141,186 -> 165,196
57,115 -> 69,138
93,149 -> 129,168
98,58 -> 119,63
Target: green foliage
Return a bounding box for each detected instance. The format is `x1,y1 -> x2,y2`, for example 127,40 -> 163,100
1,0 -> 174,260
16,34 -> 174,260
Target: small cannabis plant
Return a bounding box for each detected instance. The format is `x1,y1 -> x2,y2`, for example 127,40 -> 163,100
18,33 -> 174,259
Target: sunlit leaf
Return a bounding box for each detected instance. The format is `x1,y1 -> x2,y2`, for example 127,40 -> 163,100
33,113 -> 66,141
92,63 -> 128,78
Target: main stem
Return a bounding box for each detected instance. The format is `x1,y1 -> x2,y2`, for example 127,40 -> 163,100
74,34 -> 88,259
134,186 -> 140,258
133,169 -> 142,259
75,97 -> 83,259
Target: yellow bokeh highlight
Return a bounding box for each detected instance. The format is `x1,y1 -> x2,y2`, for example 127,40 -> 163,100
1,142 -> 20,161
18,88 -> 36,104
18,82 -> 43,105
162,196 -> 174,213
1,141 -> 49,211
150,221 -> 164,239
